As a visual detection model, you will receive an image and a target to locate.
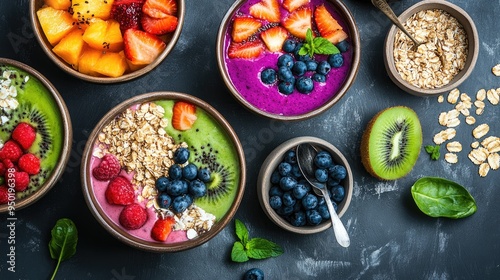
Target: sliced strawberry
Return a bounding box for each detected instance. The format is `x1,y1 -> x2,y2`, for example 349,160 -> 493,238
123,29 -> 166,65
151,216 -> 175,242
283,0 -> 309,13
260,26 -> 289,52
282,7 -> 312,39
141,14 -> 178,35
314,4 -> 343,38
325,29 -> 348,45
142,0 -> 177,18
171,101 -> 197,131
228,40 -> 264,59
231,17 -> 262,43
249,0 -> 280,23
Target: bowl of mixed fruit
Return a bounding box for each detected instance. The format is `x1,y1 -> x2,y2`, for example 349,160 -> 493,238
0,58 -> 72,213
81,92 -> 246,252
30,0 -> 184,83
217,0 -> 360,120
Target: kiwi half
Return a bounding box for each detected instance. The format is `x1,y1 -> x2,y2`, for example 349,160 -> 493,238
360,106 -> 422,180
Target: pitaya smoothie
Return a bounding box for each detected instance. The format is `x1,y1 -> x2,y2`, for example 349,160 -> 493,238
223,0 -> 353,116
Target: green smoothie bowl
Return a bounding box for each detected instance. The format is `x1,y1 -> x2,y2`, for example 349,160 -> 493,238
81,92 -> 246,252
0,58 -> 72,213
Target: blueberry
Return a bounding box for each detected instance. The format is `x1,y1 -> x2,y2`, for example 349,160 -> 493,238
331,185 -> 345,202
293,43 -> 304,57
166,179 -> 188,196
189,179 -> 207,198
168,164 -> 182,180
243,268 -> 264,280
157,193 -> 172,209
197,167 -> 211,182
327,177 -> 341,187
155,176 -> 170,192
269,195 -> 282,209
269,186 -> 283,197
306,209 -> 323,225
182,163 -> 198,180
317,60 -> 331,75
336,40 -> 349,53
277,54 -> 294,69
328,53 -> 344,68
171,194 -> 193,213
329,164 -> 347,181
261,68 -> 277,84
173,147 -> 189,164
270,170 -> 281,184
278,66 -> 294,82
315,168 -> 328,183
277,205 -> 294,216
302,193 -> 318,210
314,151 -> 333,169
278,81 -> 295,95
317,204 -> 330,219
306,60 -> 318,71
292,61 -> 307,76
291,164 -> 302,178
278,162 -> 292,176
282,191 -> 296,207
289,211 -> 306,227
292,183 -> 308,200
279,176 -> 297,191
284,149 -> 297,164
296,76 -> 314,94
283,39 -> 297,53
312,73 -> 326,83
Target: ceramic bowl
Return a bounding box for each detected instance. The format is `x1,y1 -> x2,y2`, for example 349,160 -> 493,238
81,92 -> 246,252
0,58 -> 72,213
257,136 -> 353,234
30,0 -> 185,83
216,0 -> 361,121
384,0 -> 479,96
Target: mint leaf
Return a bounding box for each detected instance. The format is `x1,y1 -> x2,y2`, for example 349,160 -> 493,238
234,219 -> 248,245
425,145 -> 440,160
299,28 -> 339,57
245,238 -> 284,259
231,241 -> 249,263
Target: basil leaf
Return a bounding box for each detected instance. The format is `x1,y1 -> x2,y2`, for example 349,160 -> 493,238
231,241 -> 249,263
411,177 -> 477,219
49,218 -> 78,280
234,219 -> 248,245
245,238 -> 284,259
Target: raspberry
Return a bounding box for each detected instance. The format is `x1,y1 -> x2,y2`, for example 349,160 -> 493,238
12,122 -> 36,150
111,2 -> 144,31
18,153 -> 41,175
0,140 -> 23,163
0,162 -> 5,176
2,159 -> 15,170
119,203 -> 148,230
93,153 -> 121,181
14,171 -> 29,192
0,185 -> 9,204
105,176 -> 135,205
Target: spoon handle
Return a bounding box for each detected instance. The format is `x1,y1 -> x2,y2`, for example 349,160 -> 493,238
319,187 -> 350,248
371,0 -> 421,46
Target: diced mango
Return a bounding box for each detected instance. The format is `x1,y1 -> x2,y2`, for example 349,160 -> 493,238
52,29 -> 85,68
78,46 -> 103,76
325,30 -> 348,45
82,19 -> 123,52
37,6 -> 75,46
72,0 -> 115,21
43,0 -> 72,10
93,51 -> 128,77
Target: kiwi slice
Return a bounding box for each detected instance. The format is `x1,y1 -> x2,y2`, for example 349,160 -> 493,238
0,64 -> 64,198
360,106 -> 422,180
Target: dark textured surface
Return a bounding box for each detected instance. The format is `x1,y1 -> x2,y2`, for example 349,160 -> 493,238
1,0 -> 499,279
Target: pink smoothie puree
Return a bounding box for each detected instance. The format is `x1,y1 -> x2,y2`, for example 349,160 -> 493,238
224,0 -> 353,116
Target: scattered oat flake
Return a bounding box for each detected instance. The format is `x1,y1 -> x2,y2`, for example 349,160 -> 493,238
476,89 -> 486,101
488,153 -> 500,170
445,153 -> 458,164
448,89 -> 460,104
479,162 -> 490,177
471,141 -> 480,149
492,64 -> 500,76
446,141 -> 462,153
487,89 -> 499,105
465,116 -> 476,125
438,95 -> 444,103
472,124 -> 489,139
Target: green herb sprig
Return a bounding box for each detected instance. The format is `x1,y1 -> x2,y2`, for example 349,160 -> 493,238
231,219 -> 283,262
49,218 -> 78,280
425,144 -> 441,160
299,28 -> 340,58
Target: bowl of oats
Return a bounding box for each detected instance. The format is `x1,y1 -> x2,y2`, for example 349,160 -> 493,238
383,0 -> 479,96
81,92 -> 246,252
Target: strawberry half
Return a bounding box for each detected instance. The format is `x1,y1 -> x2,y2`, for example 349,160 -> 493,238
171,101 -> 197,131
282,7 -> 312,39
228,40 -> 264,59
249,0 -> 280,23
260,26 -> 289,52
142,0 -> 177,18
151,216 -> 175,241
123,29 -> 166,65
231,17 -> 262,43
315,5 -> 342,38
141,14 -> 178,35
283,0 -> 309,13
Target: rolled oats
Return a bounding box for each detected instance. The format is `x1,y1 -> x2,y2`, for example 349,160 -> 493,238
448,89 -> 460,104
479,162 -> 490,177
445,153 -> 458,164
465,116 -> 476,125
486,89 -> 499,105
433,128 -> 456,145
437,95 -> 444,103
471,141 -> 480,149
488,153 -> 500,170
446,141 -> 462,153
472,123 -> 489,139
476,89 -> 486,101
492,64 -> 500,76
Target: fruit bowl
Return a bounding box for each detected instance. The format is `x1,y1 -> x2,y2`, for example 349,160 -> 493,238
216,0 -> 361,121
0,58 -> 72,213
81,92 -> 246,252
30,0 -> 185,83
383,0 -> 478,96
257,136 -> 353,234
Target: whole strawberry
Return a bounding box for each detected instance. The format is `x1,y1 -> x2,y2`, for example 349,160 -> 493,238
105,176 -> 135,205
13,171 -> 29,192
18,153 -> 41,175
151,215 -> 175,241
119,203 -> 148,230
12,122 -> 36,150
0,185 -> 9,204
0,140 -> 23,163
93,153 -> 121,181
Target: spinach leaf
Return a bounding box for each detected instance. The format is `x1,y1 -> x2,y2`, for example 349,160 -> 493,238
411,177 -> 477,219
49,218 -> 78,280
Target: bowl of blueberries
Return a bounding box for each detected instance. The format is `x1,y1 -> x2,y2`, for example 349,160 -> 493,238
257,136 -> 353,234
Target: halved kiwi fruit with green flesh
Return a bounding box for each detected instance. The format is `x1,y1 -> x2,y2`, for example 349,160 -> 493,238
360,106 -> 422,180
0,64 -> 64,198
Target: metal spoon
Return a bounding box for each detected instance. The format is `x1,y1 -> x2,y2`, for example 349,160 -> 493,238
296,143 -> 350,248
